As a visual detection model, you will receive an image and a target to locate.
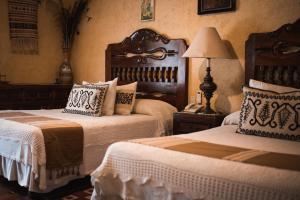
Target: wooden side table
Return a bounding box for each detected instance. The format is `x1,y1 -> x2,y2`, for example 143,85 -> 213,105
0,84 -> 72,110
173,112 -> 226,135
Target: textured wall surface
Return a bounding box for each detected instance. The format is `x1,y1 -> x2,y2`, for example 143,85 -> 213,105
71,0 -> 300,113
1,0 -> 299,113
0,0 -> 62,84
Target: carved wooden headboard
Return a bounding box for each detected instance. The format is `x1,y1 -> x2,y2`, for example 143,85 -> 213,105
245,18 -> 300,89
105,29 -> 188,110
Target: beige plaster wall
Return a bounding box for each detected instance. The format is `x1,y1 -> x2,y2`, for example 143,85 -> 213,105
1,0 -> 299,113
0,1 -> 62,84
71,0 -> 300,113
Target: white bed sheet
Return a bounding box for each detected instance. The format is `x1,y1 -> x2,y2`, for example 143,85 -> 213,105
27,109 -> 166,171
91,125 -> 300,200
0,109 -> 169,192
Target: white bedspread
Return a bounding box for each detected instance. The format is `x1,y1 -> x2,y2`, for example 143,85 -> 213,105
91,125 -> 300,200
0,109 -> 169,191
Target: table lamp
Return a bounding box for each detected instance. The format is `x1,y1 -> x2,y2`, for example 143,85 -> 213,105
183,27 -> 231,114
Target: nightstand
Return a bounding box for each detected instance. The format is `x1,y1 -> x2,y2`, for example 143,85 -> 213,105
173,112 -> 226,135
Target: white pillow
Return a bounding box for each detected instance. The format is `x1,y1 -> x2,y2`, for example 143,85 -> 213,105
82,78 -> 118,116
249,79 -> 299,93
115,82 -> 137,115
133,99 -> 178,135
221,111 -> 240,126
63,84 -> 108,117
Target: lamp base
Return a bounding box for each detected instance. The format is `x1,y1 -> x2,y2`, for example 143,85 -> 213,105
202,107 -> 216,114
200,58 -> 217,115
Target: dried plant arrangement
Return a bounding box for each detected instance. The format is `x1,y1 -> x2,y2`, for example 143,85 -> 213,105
47,0 -> 89,83
54,0 -> 88,50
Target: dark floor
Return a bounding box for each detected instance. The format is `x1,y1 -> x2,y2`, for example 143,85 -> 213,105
0,176 -> 92,200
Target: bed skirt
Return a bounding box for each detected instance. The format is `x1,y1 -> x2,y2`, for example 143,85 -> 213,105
0,156 -> 84,193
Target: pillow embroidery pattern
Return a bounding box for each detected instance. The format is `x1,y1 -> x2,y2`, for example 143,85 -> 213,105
237,87 -> 300,141
116,92 -> 134,104
63,84 -> 108,116
115,90 -> 136,115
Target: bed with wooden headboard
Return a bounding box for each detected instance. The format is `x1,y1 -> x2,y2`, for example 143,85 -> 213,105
0,29 -> 189,194
105,28 -> 188,111
91,19 -> 300,200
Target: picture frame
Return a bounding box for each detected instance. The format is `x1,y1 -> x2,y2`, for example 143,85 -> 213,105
141,0 -> 155,21
198,0 -> 236,15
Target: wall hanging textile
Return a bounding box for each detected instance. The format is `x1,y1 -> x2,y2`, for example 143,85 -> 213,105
8,0 -> 39,54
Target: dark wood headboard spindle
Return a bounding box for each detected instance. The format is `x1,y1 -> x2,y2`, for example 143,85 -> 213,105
106,29 -> 188,110
112,66 -> 178,83
245,18 -> 300,89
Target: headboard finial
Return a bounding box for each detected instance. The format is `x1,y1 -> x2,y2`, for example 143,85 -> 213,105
269,18 -> 300,37
129,28 -> 170,44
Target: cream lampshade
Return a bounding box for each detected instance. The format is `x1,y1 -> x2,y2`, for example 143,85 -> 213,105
183,27 -> 231,114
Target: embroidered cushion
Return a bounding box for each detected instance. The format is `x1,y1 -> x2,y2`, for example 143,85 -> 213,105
82,78 -> 118,116
63,84 -> 108,116
115,82 -> 137,115
237,86 -> 300,141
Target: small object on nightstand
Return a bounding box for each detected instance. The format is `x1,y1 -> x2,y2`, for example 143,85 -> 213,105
173,112 -> 225,135
196,91 -> 202,104
184,103 -> 203,113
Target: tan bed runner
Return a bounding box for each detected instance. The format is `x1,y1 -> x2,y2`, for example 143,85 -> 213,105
131,136 -> 300,172
0,112 -> 83,177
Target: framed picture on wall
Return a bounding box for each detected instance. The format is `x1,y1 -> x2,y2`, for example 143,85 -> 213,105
198,0 -> 236,15
141,0 -> 155,21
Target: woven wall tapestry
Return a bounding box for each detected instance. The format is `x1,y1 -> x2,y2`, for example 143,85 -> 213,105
8,0 -> 39,54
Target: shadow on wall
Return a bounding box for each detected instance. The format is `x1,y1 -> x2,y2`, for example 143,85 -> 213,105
214,40 -> 244,114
